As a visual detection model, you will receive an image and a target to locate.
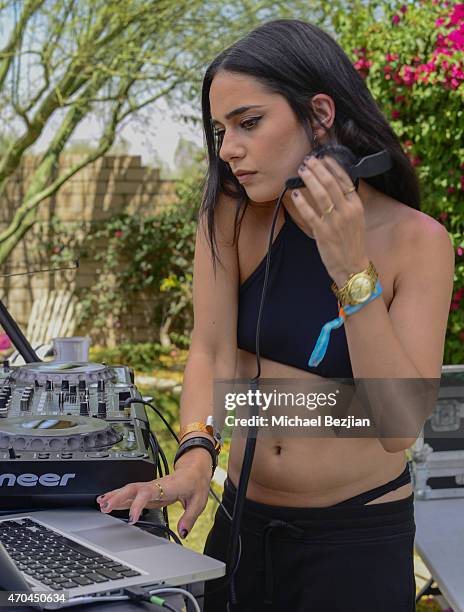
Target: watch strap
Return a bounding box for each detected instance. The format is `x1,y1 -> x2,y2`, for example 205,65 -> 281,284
174,436 -> 218,476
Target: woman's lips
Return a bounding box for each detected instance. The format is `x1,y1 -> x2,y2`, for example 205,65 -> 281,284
236,172 -> 257,184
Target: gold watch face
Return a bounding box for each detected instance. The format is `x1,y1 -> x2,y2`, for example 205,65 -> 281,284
349,276 -> 372,303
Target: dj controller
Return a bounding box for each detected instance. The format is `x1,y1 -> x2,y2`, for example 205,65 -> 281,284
0,360 -> 156,509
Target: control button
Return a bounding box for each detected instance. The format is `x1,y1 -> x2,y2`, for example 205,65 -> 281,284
37,453 -> 50,459
86,452 -> 109,458
121,452 -> 144,458
60,453 -> 73,459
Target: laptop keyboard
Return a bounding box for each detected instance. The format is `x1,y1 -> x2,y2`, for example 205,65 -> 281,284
0,518 -> 141,591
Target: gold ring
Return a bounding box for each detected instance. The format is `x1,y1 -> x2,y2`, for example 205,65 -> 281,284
343,186 -> 356,195
321,204 -> 335,218
153,482 -> 164,501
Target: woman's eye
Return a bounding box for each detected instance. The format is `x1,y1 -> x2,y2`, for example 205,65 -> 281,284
240,117 -> 261,130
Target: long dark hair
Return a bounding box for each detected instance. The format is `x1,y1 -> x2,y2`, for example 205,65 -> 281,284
200,19 -> 421,268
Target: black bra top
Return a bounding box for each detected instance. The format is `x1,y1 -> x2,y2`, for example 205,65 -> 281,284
237,207 -> 353,379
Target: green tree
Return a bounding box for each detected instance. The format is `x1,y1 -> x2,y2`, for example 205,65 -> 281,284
0,0 -> 317,265
173,136 -> 204,179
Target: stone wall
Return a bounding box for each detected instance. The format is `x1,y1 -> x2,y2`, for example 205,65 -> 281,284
0,155 -> 178,346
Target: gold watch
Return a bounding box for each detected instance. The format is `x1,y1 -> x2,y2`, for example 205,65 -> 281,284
331,261 -> 378,307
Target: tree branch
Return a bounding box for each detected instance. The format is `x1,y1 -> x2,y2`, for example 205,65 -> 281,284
0,0 -> 47,91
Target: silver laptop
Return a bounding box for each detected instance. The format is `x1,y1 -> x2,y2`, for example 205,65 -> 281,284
0,508 -> 225,609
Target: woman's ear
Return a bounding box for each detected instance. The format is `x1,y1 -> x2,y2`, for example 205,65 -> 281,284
309,93 -> 336,137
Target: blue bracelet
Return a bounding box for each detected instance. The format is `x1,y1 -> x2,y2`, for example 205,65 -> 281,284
308,280 -> 383,367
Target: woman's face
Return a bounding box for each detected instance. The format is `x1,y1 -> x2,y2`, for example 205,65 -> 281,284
209,71 -> 314,203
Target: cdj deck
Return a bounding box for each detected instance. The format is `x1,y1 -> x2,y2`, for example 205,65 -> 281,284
0,360 -> 155,509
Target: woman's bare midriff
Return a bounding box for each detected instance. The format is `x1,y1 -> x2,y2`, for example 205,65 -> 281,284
228,191 -> 416,507
227,351 -> 413,507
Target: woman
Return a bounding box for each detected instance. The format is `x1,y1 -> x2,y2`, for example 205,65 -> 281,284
97,20 -> 454,611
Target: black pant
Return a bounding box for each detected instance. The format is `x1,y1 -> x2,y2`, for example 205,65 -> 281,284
203,470 -> 416,612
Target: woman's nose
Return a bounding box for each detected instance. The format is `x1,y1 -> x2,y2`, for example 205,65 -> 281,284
219,132 -> 245,163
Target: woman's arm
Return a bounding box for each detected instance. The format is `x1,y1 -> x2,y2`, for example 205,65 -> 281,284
343,214 -> 454,452
97,194 -> 240,534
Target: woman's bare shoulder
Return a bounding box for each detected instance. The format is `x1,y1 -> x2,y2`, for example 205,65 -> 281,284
386,198 -> 451,251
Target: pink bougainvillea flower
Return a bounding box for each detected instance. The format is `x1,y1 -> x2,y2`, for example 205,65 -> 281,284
391,109 -> 401,119
450,3 -> 464,25
448,186 -> 456,193
399,4 -> 408,13
455,288 -> 464,300
404,140 -> 413,148
392,14 -> 401,25
458,246 -> 463,256
114,230 -> 124,238
451,302 -> 460,311
0,333 -> 11,351
435,17 -> 445,27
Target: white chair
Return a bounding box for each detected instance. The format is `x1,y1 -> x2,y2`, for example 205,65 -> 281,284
9,289 -> 77,364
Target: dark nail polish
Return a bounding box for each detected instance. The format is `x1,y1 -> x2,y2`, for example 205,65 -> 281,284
298,164 -> 305,172
180,529 -> 188,539
102,501 -> 109,509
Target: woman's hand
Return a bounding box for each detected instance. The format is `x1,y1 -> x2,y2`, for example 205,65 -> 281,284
285,155 -> 370,287
96,448 -> 213,539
